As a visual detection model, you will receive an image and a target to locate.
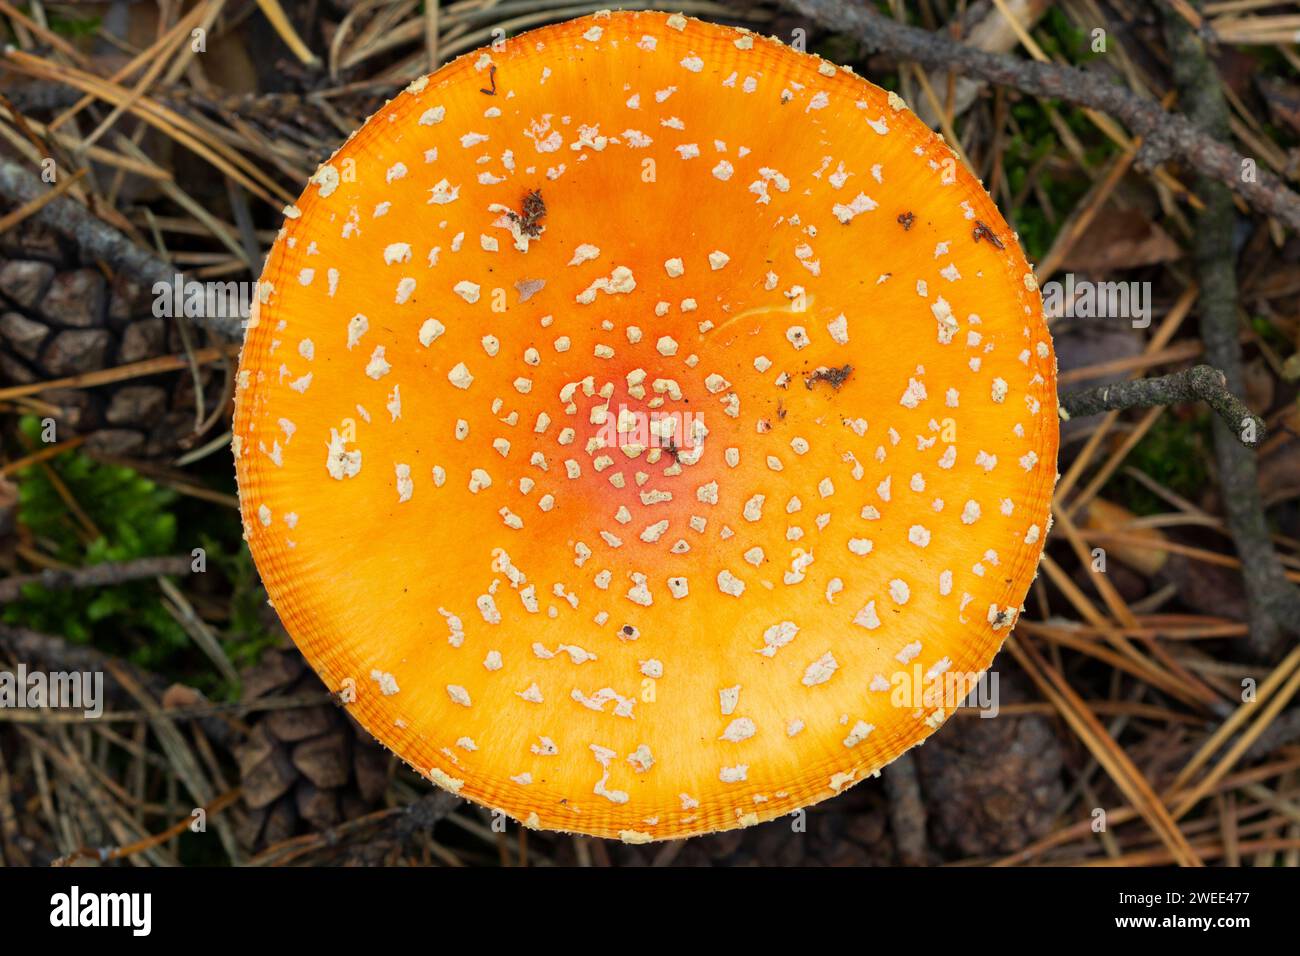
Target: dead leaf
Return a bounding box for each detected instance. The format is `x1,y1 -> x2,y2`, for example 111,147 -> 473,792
1060,208 -> 1181,273
161,683 -> 205,710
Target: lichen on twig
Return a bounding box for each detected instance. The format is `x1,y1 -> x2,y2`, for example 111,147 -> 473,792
0,157 -> 243,338
1058,365 -> 1264,448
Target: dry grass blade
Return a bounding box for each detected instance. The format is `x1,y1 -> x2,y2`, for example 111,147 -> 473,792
103,662 -> 243,863
0,167 -> 86,234
18,727 -> 175,866
58,788 -> 241,865
156,576 -> 241,687
48,1 -> 223,133
1082,531 -> 1300,584
1052,506 -> 1225,709
0,346 -> 238,404
254,0 -> 320,66
1036,554 -> 1206,708
1008,634 -> 1203,866
3,49 -> 291,205
77,8 -> 209,155
0,0 -> 90,66
1170,647 -> 1300,811
0,436 -> 85,479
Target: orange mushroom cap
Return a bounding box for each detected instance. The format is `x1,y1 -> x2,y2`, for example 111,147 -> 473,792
233,10 -> 1058,842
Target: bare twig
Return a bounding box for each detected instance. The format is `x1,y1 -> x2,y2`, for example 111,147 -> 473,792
0,555 -> 193,603
1163,3 -> 1300,659
1058,365 -> 1264,447
0,157 -> 241,337
782,0 -> 1300,231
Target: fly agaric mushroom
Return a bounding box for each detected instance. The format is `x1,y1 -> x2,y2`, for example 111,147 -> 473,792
233,10 -> 1058,842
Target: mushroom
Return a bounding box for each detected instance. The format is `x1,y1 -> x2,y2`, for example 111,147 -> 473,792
233,10 -> 1058,842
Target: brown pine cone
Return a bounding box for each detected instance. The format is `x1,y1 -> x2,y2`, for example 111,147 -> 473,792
234,647 -> 393,851
0,214 -> 227,459
912,678 -> 1066,858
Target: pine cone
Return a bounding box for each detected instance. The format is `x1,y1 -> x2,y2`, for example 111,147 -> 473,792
0,214 -> 224,459
912,678 -> 1066,858
234,647 -> 393,851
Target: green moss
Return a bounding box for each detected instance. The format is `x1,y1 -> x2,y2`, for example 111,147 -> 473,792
37,6 -> 102,38
3,415 -> 273,695
1037,7 -> 1105,65
1251,314 -> 1290,351
4,418 -> 191,670
1108,414 -> 1212,516
1001,98 -> 1115,261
